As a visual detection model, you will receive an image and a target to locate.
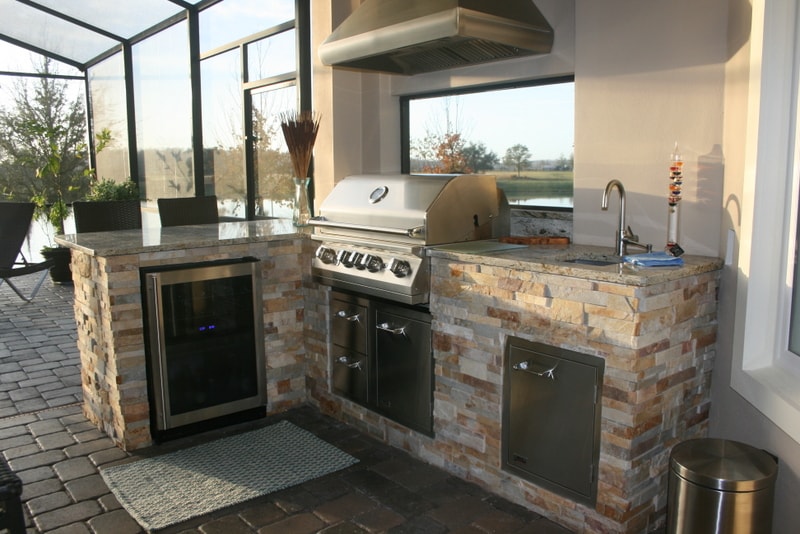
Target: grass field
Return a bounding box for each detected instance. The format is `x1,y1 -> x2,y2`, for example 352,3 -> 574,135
494,170 -> 574,201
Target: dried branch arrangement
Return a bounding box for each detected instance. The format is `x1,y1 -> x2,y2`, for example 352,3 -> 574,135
280,110 -> 321,179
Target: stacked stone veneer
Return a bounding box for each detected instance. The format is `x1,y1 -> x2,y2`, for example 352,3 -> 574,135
70,238 -> 311,450
308,257 -> 719,534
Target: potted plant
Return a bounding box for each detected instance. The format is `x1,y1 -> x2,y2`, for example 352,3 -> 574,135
0,59 -> 91,283
280,110 -> 321,226
85,178 -> 139,202
68,127 -> 143,234
34,130 -> 119,282
33,141 -> 89,285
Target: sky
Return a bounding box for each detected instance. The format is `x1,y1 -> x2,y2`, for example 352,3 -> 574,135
0,41 -> 83,110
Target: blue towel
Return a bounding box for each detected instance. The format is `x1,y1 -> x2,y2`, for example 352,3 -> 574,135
623,251 -> 684,267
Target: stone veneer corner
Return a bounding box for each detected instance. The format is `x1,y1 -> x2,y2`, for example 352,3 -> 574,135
70,238 -> 310,450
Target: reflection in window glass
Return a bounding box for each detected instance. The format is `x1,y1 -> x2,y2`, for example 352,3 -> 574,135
88,53 -> 131,187
133,22 -> 194,203
202,49 -> 244,218
247,30 -> 297,81
252,85 -> 296,218
199,0 -> 295,52
407,81 -> 574,208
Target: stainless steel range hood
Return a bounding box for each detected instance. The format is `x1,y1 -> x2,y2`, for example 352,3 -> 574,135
319,0 -> 554,76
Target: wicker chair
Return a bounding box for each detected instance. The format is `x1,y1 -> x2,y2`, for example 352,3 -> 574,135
0,202 -> 54,303
72,200 -> 142,233
157,196 -> 219,227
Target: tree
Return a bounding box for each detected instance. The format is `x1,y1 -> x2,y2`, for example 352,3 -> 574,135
253,107 -> 293,216
503,144 -> 532,176
0,58 -> 89,235
557,152 -> 574,171
410,132 -> 440,167
411,95 -> 474,174
420,132 -> 472,174
462,142 -> 499,173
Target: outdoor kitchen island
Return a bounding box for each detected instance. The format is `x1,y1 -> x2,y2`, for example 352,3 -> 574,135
306,243 -> 722,534
55,220 -> 312,451
57,222 -> 722,534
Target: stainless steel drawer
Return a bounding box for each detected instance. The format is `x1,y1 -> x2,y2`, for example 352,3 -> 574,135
331,294 -> 368,354
332,345 -> 369,406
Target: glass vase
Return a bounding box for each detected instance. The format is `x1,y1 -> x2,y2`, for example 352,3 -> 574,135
293,177 -> 311,227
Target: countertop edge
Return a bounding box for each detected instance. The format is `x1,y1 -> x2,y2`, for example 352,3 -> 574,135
54,220 -> 306,257
428,243 -> 723,286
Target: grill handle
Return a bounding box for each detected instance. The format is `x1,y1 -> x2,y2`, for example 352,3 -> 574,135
512,359 -> 558,380
311,218 -> 425,239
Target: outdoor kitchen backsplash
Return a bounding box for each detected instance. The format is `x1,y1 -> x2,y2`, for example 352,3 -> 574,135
511,208 -> 572,237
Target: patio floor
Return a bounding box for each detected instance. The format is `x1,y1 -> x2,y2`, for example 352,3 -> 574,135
0,274 -> 572,534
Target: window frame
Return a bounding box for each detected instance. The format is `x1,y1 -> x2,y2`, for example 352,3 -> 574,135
732,0 -> 800,444
399,75 -> 575,211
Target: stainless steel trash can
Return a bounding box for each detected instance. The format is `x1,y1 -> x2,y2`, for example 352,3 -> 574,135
667,438 -> 778,534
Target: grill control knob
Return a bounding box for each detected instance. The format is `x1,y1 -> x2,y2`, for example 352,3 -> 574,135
352,252 -> 366,270
364,255 -> 385,273
315,246 -> 337,265
341,251 -> 357,268
388,258 -> 412,278
336,249 -> 349,265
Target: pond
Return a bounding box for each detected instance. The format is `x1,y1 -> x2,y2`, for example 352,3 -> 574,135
511,197 -> 573,209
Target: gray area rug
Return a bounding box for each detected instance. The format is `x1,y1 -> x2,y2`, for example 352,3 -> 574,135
100,420 -> 358,531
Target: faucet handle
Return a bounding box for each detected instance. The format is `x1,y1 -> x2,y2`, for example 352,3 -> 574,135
624,225 -> 639,241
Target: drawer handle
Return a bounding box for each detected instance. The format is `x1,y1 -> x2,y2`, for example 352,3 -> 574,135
512,360 -> 557,380
376,322 -> 406,336
336,310 -> 361,323
337,356 -> 362,370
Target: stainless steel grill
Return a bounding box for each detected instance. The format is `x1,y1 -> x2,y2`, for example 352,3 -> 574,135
311,173 -> 509,304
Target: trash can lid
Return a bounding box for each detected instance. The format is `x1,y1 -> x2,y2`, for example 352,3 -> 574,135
670,438 -> 778,492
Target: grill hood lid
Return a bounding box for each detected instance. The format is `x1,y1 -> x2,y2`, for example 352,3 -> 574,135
319,0 -> 554,76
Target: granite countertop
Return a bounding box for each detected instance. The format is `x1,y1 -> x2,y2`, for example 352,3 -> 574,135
54,219 -> 305,257
429,241 -> 723,286
55,224 -> 722,286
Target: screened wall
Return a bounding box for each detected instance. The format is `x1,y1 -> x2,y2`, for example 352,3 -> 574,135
0,0 -> 311,222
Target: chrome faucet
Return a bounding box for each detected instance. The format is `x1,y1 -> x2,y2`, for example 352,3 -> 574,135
601,180 -> 652,256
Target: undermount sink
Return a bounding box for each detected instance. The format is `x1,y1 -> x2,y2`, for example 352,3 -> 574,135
563,257 -> 622,266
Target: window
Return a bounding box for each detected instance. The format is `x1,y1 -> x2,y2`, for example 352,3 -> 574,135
133,21 -> 194,201
732,0 -> 800,444
199,0 -> 295,52
89,53 -> 130,187
81,0 -> 309,221
401,78 -> 574,209
199,0 -> 309,220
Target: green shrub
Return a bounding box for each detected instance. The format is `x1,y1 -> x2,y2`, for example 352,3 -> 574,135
87,179 -> 140,201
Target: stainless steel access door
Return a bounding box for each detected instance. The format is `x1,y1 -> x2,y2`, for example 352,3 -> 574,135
374,302 -> 433,436
502,337 -> 604,505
